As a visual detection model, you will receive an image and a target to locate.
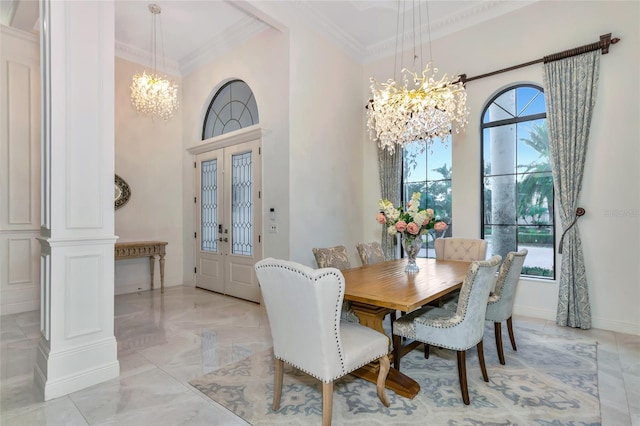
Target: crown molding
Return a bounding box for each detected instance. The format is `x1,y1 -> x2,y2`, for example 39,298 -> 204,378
291,0 -> 538,65
288,1 -> 368,63
115,41 -> 181,77
1,22 -> 38,43
180,15 -> 271,76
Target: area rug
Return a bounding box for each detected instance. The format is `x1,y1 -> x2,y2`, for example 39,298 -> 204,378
190,326 -> 600,425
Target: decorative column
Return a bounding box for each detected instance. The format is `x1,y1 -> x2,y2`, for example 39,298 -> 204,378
35,0 -> 119,400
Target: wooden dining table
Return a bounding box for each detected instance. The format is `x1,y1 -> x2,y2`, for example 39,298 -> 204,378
342,257 -> 471,399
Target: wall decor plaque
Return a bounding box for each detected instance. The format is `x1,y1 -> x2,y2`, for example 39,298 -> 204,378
115,174 -> 131,209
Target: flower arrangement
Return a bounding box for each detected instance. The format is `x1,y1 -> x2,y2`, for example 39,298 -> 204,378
377,192 -> 448,273
377,192 -> 447,242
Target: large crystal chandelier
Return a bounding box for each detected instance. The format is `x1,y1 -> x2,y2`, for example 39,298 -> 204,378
367,1 -> 468,154
130,4 -> 179,121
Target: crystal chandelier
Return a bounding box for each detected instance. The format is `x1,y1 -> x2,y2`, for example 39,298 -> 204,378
367,1 -> 468,154
130,4 -> 179,121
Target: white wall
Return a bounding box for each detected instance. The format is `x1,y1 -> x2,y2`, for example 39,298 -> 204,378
363,1 -> 640,335
287,19 -> 365,268
180,27 -> 290,286
114,57 -> 184,294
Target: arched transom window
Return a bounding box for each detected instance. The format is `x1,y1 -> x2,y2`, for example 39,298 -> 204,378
202,79 -> 259,139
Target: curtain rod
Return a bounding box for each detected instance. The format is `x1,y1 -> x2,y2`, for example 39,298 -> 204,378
459,33 -> 620,84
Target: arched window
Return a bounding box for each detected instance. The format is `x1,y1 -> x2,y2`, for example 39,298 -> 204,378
202,80 -> 259,139
481,84 -> 554,279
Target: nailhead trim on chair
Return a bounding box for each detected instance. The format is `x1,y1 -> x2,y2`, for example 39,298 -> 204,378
393,262 -> 481,340
392,259 -> 498,352
256,260 -> 390,382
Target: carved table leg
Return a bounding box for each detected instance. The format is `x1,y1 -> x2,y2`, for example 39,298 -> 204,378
149,256 -> 155,291
349,302 -> 420,399
159,254 -> 165,294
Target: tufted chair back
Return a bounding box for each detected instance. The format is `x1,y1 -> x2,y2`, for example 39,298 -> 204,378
434,237 -> 488,261
355,242 -> 386,265
255,258 -> 391,424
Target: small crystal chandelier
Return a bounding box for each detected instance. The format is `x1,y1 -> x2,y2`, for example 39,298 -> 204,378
130,4 -> 179,121
367,1 -> 468,154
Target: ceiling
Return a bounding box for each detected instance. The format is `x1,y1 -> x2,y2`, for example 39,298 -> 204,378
1,0 -> 536,76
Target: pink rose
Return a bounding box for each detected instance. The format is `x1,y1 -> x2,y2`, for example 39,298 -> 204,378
376,212 -> 386,224
406,222 -> 421,235
395,221 -> 407,232
434,221 -> 448,232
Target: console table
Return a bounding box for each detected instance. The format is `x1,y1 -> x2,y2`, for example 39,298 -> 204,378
115,241 -> 168,293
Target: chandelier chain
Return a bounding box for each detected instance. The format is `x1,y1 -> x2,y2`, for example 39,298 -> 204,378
367,0 -> 468,154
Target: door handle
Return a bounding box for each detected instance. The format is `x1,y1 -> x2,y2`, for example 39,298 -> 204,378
219,237 -> 228,242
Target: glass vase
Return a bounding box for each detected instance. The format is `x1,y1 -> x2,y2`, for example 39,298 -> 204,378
402,235 -> 422,273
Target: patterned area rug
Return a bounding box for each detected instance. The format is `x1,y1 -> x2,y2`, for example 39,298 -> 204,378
190,326 -> 600,425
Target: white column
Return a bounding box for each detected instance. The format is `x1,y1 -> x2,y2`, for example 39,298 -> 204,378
35,0 -> 119,401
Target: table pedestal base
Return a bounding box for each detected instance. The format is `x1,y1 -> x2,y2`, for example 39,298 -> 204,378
350,302 -> 420,399
351,360 -> 420,399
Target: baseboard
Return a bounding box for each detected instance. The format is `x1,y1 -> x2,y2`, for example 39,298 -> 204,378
1,299 -> 40,315
34,337 -> 120,401
114,281 -> 152,295
515,304 -> 640,336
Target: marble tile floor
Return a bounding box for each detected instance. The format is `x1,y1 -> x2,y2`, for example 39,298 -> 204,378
1,286 -> 638,425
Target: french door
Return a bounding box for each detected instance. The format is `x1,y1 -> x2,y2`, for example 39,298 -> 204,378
195,139 -> 262,302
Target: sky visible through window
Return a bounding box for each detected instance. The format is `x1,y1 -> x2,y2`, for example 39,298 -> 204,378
404,138 -> 451,182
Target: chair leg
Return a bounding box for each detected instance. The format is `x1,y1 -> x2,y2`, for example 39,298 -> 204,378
507,316 -> 517,351
322,381 -> 333,426
477,340 -> 489,382
494,321 -> 505,365
456,350 -> 470,405
376,354 -> 391,407
393,334 -> 402,370
273,358 -> 284,410
424,343 -> 430,359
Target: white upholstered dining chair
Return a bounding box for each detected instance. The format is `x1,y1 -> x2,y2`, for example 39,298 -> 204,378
440,249 -> 529,365
255,258 -> 391,425
392,255 -> 501,405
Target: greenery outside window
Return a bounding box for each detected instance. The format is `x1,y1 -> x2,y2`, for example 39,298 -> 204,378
481,84 -> 554,279
403,137 -> 452,258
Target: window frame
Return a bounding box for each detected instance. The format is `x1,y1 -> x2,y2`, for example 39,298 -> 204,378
401,138 -> 453,259
480,83 -> 555,279
202,79 -> 259,140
